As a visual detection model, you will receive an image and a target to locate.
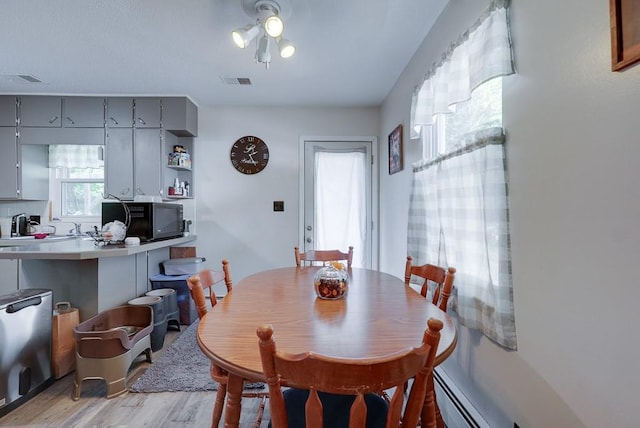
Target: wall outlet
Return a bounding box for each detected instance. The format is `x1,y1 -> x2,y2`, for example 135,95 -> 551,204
273,201 -> 284,212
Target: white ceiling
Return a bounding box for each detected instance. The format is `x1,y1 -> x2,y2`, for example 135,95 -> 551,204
0,0 -> 448,108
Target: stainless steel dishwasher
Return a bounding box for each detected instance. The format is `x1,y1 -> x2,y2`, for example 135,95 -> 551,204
0,289 -> 53,417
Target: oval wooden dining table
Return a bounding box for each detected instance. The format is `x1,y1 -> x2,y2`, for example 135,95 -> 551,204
196,266 -> 457,428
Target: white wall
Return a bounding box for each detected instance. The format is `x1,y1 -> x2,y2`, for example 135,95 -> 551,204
380,1 -> 640,427
192,106 -> 379,292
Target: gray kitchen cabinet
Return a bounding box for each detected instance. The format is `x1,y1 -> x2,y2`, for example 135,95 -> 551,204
0,96 -> 17,127
0,127 -> 18,199
134,98 -> 161,129
63,97 -> 105,128
1,122 -> 48,200
162,97 -> 198,137
134,128 -> 163,198
104,128 -> 163,200
105,128 -> 134,199
18,144 -> 48,200
0,259 -> 18,295
106,98 -> 133,128
20,96 -> 62,127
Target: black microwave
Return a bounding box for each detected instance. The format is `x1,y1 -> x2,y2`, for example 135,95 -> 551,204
102,202 -> 184,242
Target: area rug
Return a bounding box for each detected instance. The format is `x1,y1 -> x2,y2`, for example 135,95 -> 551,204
129,320 -> 264,393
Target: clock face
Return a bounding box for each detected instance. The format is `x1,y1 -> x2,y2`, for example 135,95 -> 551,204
230,136 -> 270,174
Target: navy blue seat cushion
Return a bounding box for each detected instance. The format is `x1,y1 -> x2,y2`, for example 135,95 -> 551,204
275,387 -> 389,428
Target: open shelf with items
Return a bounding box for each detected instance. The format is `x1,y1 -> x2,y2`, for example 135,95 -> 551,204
167,165 -> 192,171
164,131 -> 194,200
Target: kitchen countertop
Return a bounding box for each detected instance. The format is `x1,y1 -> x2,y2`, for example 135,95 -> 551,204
0,235 -> 196,260
0,235 -> 78,246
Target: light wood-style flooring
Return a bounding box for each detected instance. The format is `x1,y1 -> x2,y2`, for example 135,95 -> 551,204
0,329 -> 271,428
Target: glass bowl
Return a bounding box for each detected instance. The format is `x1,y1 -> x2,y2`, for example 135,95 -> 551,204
313,264 -> 349,300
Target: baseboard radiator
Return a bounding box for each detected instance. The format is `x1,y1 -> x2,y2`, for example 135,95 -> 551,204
433,368 -> 491,428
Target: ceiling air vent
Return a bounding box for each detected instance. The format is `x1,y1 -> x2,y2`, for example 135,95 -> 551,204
18,74 -> 42,83
220,76 -> 253,86
0,74 -> 43,84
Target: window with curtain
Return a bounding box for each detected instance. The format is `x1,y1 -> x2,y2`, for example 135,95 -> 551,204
49,145 -> 104,218
407,0 -> 517,350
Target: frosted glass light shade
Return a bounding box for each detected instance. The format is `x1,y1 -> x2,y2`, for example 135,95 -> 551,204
264,15 -> 283,37
232,24 -> 260,48
277,38 -> 295,58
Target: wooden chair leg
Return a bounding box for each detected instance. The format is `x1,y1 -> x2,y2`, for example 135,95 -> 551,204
420,374 -> 438,428
253,396 -> 267,428
434,386 -> 444,428
212,383 -> 227,428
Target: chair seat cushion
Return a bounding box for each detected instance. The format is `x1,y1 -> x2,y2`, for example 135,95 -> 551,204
282,387 -> 388,427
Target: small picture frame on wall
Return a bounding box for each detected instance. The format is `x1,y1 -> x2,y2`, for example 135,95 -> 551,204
610,0 -> 640,71
388,124 -> 403,175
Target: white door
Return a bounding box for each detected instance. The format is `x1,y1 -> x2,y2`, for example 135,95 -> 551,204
300,137 -> 376,268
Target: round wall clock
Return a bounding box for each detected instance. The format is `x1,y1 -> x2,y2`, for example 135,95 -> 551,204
230,135 -> 270,174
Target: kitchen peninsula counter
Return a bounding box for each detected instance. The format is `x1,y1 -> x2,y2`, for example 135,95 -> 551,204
0,235 -> 197,321
0,235 -> 196,260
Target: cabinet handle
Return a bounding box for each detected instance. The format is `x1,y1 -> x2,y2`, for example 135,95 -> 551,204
109,117 -> 119,125
66,116 -> 75,125
49,115 -> 58,124
137,117 -> 146,125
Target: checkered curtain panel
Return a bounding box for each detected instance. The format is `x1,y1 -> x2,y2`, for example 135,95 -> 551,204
408,128 -> 516,350
410,0 -> 514,138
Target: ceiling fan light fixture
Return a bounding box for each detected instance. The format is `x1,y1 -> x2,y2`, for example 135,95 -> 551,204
231,23 -> 260,48
255,35 -> 271,68
234,0 -> 294,67
277,37 -> 295,58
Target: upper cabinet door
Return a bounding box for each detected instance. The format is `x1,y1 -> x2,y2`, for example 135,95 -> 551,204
63,97 -> 105,128
162,97 -> 198,137
20,96 -> 62,127
134,98 -> 161,128
0,96 -> 16,127
106,98 -> 133,128
0,127 -> 18,198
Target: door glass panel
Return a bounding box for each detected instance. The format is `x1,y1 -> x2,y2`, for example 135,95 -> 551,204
304,140 -> 372,268
314,150 -> 366,267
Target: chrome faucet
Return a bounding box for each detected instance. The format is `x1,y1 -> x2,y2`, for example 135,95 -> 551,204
69,222 -> 82,236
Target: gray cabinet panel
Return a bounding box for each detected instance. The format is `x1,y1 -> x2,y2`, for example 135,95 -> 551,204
0,260 -> 18,294
20,96 -> 62,127
0,96 -> 17,127
63,97 -> 105,128
134,128 -> 163,198
18,144 -> 48,200
19,127 -> 104,145
106,98 -> 133,128
162,97 -> 198,137
134,98 -> 161,128
0,127 -> 18,199
105,128 -> 134,199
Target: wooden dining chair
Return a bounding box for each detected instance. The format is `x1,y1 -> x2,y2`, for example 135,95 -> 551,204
187,260 -> 268,428
257,318 -> 444,428
294,245 -> 354,268
404,256 -> 456,312
404,256 -> 456,428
